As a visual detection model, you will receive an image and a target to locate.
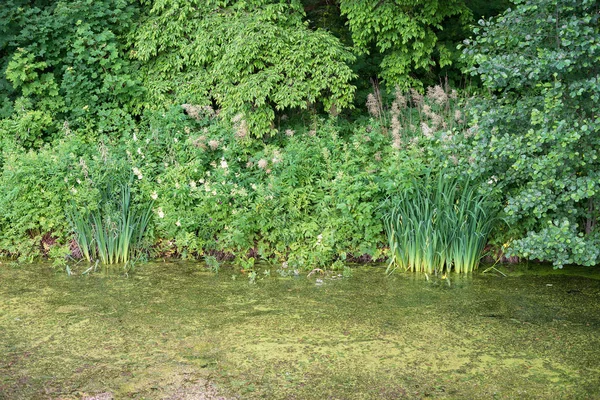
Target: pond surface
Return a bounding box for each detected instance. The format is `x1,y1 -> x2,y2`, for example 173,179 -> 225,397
1,262 -> 599,399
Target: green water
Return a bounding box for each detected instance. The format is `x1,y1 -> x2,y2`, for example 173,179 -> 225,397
1,262 -> 599,399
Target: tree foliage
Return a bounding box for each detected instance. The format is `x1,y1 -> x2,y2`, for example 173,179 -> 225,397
0,0 -> 141,147
463,0 -> 600,267
132,0 -> 356,136
340,0 -> 471,88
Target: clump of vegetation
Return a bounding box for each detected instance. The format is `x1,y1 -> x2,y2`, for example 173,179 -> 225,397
0,0 -> 597,270
383,173 -> 496,274
68,184 -> 153,265
461,0 -> 600,267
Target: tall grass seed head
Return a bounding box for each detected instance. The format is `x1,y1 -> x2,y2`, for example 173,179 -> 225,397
427,85 -> 448,106
208,140 -> 220,150
366,93 -> 380,117
394,87 -> 407,109
192,135 -> 207,149
410,88 -> 423,106
421,122 -> 434,139
235,119 -> 248,139
272,149 -> 282,164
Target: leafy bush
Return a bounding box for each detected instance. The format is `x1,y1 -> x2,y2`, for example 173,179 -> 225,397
132,0 -> 356,136
462,0 -> 600,267
0,131 -> 141,260
340,0 -> 471,87
0,83 -> 479,270
0,0 -> 141,147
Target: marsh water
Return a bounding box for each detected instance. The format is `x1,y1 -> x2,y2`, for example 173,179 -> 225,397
1,262 -> 599,399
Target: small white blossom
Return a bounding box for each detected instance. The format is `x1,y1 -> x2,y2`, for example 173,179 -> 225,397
157,208 -> 164,219
220,159 -> 228,169
176,220 -> 181,227
151,191 -> 158,200
132,167 -> 143,180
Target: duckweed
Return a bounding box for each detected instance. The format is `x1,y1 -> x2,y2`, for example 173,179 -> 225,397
1,262 -> 599,399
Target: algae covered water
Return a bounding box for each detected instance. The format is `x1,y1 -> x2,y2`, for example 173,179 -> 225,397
1,262 -> 599,399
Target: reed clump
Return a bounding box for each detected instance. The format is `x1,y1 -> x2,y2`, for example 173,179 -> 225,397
68,184 -> 153,265
383,173 -> 496,274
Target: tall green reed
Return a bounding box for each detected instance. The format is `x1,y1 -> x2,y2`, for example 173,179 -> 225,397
68,184 -> 153,264
383,173 -> 496,274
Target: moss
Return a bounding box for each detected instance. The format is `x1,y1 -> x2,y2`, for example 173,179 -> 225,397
0,262 -> 599,399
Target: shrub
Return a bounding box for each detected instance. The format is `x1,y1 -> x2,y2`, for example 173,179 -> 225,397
462,0 -> 600,267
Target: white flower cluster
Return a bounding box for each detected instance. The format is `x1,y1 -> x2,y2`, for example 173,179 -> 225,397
132,167 -> 143,180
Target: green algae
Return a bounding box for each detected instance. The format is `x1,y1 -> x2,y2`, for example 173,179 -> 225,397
0,262 -> 599,399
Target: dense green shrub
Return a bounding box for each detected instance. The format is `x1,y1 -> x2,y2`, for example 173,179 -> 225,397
0,0 -> 141,147
462,0 -> 600,267
340,0 -> 471,87
0,84 -> 475,268
127,110 -> 423,267
0,131 -> 141,260
132,0 -> 356,136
